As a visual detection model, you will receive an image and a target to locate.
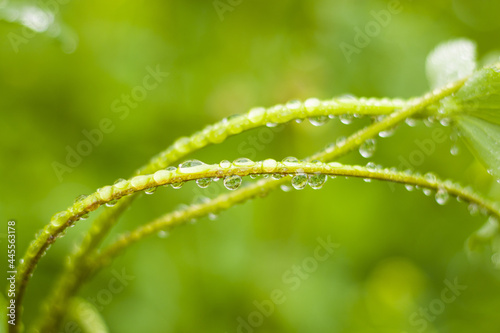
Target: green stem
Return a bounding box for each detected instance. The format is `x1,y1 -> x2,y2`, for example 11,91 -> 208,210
93,161 -> 499,270
33,78 -> 466,333
12,96 -> 406,333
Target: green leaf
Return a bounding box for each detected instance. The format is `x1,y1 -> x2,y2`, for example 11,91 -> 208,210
456,115 -> 500,178
426,38 -> 477,89
438,65 -> 500,177
445,66 -> 500,125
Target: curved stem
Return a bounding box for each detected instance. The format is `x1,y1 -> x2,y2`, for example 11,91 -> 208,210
11,96 -> 408,333
32,77 -> 467,333
94,161 -> 499,270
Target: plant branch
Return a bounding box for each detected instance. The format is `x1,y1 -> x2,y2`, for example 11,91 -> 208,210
12,96 -> 410,333
32,77 -> 468,333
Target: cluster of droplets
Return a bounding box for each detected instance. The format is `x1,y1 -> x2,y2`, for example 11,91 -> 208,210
291,173 -> 328,190
259,95 -> 400,129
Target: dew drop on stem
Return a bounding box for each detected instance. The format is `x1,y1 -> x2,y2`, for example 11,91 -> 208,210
196,178 -> 213,188
233,158 -> 254,167
282,156 -> 300,167
219,160 -> 231,169
179,159 -> 205,173
359,139 -> 376,158
308,116 -> 329,126
74,194 -> 88,204
224,175 -> 242,190
308,174 -> 327,189
144,187 -> 156,195
435,189 -> 449,205
405,118 -> 417,127
339,114 -> 353,125
291,174 -> 308,190
422,188 -> 432,196
106,199 -> 118,207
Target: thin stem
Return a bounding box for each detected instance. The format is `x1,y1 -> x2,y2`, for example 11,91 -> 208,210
33,77 -> 467,333
11,96 -> 407,332
93,161 -> 499,269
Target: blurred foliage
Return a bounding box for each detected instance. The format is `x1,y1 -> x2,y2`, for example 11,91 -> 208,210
1,0 -> 500,332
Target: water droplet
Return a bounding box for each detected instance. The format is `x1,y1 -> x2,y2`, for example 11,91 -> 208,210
363,178 -> 372,183
366,162 -> 377,170
468,203 -> 479,215
157,230 -> 169,238
336,136 -> 347,147
220,160 -> 231,169
208,213 -> 218,221
291,174 -> 308,190
359,139 -> 376,158
308,116 -> 329,126
106,199 -> 118,207
405,184 -> 414,191
286,99 -> 302,111
248,107 -> 266,124
422,188 -> 432,196
272,174 -> 284,180
424,172 -> 437,183
224,175 -> 242,190
405,118 -> 417,127
280,184 -> 292,192
233,158 -> 254,167
439,118 -> 451,126
171,182 -> 184,189
423,117 -> 435,127
262,158 -> 278,173
144,187 -> 156,195
435,189 -> 449,205
80,212 -> 89,220
114,178 -> 126,185
325,143 -> 336,153
282,156 -> 300,166
74,194 -> 88,204
339,114 -> 353,125
379,127 -> 395,138
308,174 -> 327,189
450,144 -> 460,156
304,98 -> 320,112
196,178 -> 212,188
179,159 -> 205,173
266,122 -> 278,128
249,174 -> 259,179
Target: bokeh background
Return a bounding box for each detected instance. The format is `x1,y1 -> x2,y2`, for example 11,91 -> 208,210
1,0 -> 500,332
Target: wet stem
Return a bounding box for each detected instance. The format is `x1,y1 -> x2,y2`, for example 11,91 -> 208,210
14,78 -> 468,333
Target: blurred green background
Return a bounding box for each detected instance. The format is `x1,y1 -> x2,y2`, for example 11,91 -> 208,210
1,0 -> 500,332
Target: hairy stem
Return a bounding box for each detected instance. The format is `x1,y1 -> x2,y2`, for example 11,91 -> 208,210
33,78 -> 467,333
12,96 -> 408,332
93,161 -> 499,270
